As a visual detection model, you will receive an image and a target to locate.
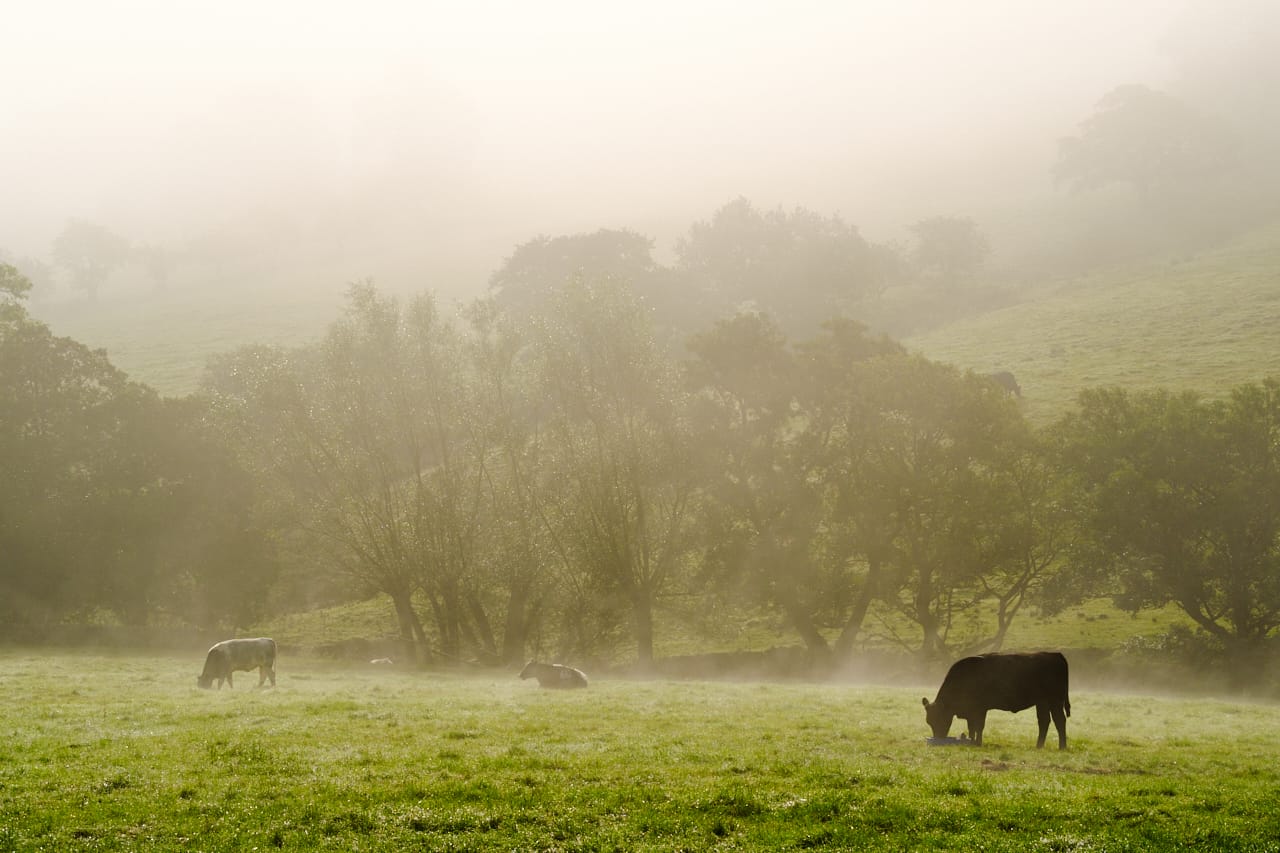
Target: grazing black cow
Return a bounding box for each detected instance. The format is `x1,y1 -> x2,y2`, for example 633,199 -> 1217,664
197,638 -> 277,689
520,660 -> 589,689
923,651 -> 1070,748
987,371 -> 1022,397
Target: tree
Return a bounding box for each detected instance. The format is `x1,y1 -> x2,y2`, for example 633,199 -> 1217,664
489,229 -> 659,316
686,312 -> 822,651
1055,383 -> 1280,683
51,220 -> 131,302
204,284 -> 495,662
820,355 -> 1040,661
909,216 -> 990,287
531,277 -> 697,664
1054,85 -> 1235,198
1,267 -> 267,631
675,198 -> 882,337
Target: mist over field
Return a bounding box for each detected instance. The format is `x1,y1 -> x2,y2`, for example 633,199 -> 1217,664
6,0 -> 1274,303
4,0 -> 1280,688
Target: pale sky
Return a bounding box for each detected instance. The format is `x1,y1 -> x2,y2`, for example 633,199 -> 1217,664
0,0 -> 1209,291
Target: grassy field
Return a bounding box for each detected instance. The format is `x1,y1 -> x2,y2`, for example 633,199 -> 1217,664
906,221 -> 1280,425
2,650 -> 1278,851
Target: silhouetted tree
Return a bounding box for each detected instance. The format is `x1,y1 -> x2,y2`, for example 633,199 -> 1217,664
1055,85 -> 1235,199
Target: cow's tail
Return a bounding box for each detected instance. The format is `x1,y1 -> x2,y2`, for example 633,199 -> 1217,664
1060,652 -> 1071,717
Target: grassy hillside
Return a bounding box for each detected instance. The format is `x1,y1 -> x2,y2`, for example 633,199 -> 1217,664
906,221 -> 1280,424
31,287 -> 345,397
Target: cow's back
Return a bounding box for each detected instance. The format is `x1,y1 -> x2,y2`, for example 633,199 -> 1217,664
939,652 -> 1068,715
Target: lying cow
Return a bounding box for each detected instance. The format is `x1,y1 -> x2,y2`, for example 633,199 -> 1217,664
923,651 -> 1070,749
519,660 -> 588,689
197,638 -> 277,690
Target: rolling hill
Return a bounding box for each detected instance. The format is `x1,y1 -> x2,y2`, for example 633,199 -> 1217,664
905,221 -> 1280,424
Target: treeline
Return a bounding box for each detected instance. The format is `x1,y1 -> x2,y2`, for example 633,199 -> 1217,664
3,257 -> 1279,684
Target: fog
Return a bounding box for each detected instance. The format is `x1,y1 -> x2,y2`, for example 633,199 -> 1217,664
2,0 -> 1274,301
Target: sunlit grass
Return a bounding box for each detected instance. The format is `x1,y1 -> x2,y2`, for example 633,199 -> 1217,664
2,650 -> 1277,850
907,220 -> 1280,425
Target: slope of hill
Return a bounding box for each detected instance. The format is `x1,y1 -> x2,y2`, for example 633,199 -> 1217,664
31,288 -> 344,397
905,222 -> 1280,424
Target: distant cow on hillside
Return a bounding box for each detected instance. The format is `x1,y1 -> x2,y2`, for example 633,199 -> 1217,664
197,638 -> 277,690
923,651 -> 1070,748
986,371 -> 1022,397
520,660 -> 589,689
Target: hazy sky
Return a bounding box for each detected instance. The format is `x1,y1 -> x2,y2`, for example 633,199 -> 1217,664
1,0 -> 1210,291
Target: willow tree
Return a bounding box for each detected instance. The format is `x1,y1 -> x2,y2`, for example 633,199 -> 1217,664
530,277 -> 698,664
204,283 -> 492,662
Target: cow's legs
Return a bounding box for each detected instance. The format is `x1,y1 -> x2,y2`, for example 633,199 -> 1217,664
968,710 -> 987,746
226,672 -> 234,689
258,666 -> 266,687
1035,703 -> 1051,748
1051,704 -> 1068,750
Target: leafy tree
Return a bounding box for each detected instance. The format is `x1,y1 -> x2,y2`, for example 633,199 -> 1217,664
1054,84 -> 1235,198
820,355 -> 1039,661
489,229 -> 659,316
204,284 -> 494,662
1055,384 -> 1280,682
909,216 -> 990,286
686,312 -> 819,649
531,278 -> 697,663
461,297 -> 556,663
675,198 -> 882,336
51,219 -> 132,302
1,266 -> 266,631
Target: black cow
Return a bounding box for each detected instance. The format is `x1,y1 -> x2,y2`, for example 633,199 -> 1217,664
519,660 -> 589,689
922,651 -> 1070,749
987,371 -> 1022,397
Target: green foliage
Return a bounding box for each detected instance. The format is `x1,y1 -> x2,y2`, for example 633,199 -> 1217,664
1055,85 -> 1236,197
0,299 -> 272,632
3,651 -> 1280,851
488,228 -> 662,316
531,278 -> 699,662
1053,381 -> 1280,680
675,197 -> 892,337
910,216 -> 991,286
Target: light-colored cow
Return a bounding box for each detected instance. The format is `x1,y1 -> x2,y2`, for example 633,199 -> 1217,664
197,638 -> 277,689
519,660 -> 589,689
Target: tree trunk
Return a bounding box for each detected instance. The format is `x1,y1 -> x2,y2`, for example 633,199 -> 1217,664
389,587 -> 428,664
501,581 -> 533,664
632,588 -> 655,665
775,582 -> 832,656
833,559 -> 880,661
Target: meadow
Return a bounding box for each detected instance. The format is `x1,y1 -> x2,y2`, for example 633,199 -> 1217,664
906,221 -> 1280,425
2,650 -> 1278,851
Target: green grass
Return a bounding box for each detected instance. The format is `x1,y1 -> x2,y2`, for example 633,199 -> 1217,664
906,221 -> 1280,424
31,287 -> 343,397
2,650 -> 1278,851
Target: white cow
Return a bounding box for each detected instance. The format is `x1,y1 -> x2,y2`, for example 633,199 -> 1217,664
519,660 -> 588,689
197,638 -> 277,689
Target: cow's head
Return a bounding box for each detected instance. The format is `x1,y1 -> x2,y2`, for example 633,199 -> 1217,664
922,697 -> 953,738
196,674 -> 214,689
519,661 -> 536,680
